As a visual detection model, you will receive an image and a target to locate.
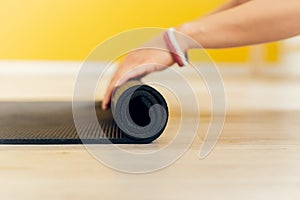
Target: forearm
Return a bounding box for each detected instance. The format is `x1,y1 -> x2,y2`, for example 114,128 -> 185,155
209,0 -> 252,15
179,0 -> 300,50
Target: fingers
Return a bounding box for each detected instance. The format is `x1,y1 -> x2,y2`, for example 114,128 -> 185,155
102,83 -> 114,110
101,69 -> 132,110
102,64 -> 151,110
101,47 -> 174,110
102,72 -> 123,110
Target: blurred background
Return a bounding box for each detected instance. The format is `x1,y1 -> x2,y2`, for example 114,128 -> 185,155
0,0 -> 278,61
0,0 -> 300,111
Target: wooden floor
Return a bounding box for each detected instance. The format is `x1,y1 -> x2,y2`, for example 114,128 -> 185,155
1,63 -> 300,200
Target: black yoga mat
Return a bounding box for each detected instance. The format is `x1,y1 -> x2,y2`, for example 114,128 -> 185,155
0,81 -> 169,144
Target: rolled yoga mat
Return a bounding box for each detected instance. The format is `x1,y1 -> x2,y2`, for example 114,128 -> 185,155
0,81 -> 169,144
111,80 -> 169,142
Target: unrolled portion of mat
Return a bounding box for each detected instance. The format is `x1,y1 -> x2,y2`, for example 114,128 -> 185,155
0,82 -> 169,144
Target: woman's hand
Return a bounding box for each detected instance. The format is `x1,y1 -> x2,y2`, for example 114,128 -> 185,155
102,34 -> 175,110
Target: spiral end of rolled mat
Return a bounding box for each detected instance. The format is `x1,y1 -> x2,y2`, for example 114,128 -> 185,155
111,80 -> 169,142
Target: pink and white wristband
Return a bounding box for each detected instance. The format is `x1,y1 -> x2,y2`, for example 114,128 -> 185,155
163,28 -> 189,67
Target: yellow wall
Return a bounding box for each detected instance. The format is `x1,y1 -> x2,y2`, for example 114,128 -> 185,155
0,0 -> 277,62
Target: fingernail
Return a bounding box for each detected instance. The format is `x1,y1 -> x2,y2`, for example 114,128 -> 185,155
115,80 -> 124,87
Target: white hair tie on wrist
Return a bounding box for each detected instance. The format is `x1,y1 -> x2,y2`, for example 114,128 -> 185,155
163,28 -> 189,67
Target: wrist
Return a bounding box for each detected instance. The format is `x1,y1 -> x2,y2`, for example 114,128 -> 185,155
176,22 -> 203,50
164,28 -> 190,67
